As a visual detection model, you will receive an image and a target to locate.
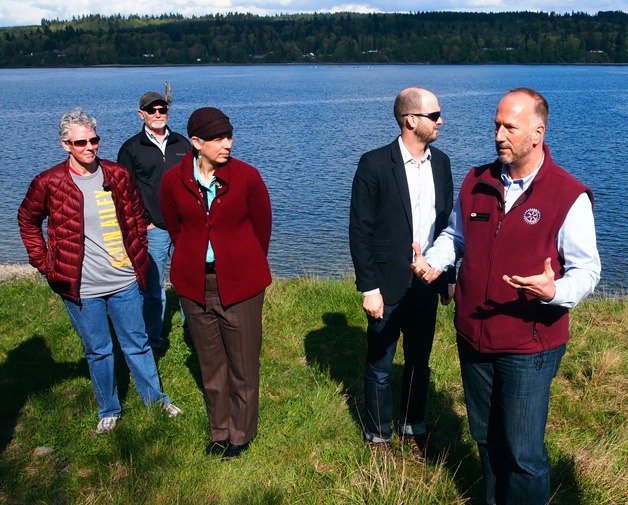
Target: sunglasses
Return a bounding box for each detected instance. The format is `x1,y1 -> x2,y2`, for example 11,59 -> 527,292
66,136 -> 100,147
402,111 -> 441,121
143,106 -> 169,115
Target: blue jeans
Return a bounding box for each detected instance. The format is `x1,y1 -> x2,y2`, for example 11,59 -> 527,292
363,280 -> 438,442
144,227 -> 172,349
458,336 -> 566,505
64,282 -> 169,419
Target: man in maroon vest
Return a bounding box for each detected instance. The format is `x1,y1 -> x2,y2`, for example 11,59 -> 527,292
412,88 -> 600,505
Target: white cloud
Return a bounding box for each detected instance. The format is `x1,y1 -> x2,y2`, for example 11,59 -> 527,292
325,4 -> 381,13
0,0 -> 625,27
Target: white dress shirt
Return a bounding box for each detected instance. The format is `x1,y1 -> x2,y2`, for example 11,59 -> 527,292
399,137 -> 436,253
362,137 -> 437,297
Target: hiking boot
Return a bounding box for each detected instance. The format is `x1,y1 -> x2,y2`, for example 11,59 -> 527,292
401,433 -> 427,462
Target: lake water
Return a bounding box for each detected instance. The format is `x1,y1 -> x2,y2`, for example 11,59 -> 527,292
0,65 -> 626,294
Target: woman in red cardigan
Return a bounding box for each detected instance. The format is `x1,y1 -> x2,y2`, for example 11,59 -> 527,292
161,107 -> 272,460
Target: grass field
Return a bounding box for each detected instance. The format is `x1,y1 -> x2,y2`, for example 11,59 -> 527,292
0,277 -> 625,504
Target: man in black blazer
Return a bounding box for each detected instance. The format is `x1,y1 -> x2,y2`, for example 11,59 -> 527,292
349,87 -> 455,460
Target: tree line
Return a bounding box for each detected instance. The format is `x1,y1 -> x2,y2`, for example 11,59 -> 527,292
1,11 -> 626,67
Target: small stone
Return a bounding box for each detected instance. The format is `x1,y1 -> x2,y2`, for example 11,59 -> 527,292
32,446 -> 54,458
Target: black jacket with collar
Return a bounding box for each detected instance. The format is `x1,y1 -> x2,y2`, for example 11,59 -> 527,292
117,127 -> 191,228
349,139 -> 455,305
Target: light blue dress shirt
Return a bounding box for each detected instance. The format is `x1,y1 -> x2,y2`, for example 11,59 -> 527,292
425,164 -> 601,308
194,157 -> 217,263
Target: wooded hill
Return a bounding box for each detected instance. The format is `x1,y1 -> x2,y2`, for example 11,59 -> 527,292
1,11 -> 626,66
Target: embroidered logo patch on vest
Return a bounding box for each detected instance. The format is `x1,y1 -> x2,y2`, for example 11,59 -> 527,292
523,208 -> 541,225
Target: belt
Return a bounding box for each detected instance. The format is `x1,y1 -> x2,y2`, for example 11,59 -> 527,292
205,262 -> 216,273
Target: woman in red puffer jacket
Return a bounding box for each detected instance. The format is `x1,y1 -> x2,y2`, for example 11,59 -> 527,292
18,107 -> 179,435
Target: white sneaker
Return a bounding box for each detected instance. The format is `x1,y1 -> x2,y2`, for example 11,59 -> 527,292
163,402 -> 181,418
96,416 -> 118,434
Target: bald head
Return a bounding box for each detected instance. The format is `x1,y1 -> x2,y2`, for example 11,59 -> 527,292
394,87 -> 438,128
502,87 -> 549,126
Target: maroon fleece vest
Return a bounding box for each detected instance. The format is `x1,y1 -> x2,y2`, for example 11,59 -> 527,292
454,145 -> 592,354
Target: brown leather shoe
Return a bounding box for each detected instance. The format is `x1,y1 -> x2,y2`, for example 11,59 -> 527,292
401,434 -> 426,462
367,440 -> 394,461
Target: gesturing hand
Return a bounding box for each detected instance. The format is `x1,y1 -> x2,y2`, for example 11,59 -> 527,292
502,257 -> 556,302
410,242 -> 442,284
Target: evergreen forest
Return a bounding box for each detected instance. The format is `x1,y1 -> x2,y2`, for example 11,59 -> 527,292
0,11 -> 626,67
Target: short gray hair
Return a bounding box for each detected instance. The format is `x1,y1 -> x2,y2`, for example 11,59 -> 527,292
58,108 -> 97,141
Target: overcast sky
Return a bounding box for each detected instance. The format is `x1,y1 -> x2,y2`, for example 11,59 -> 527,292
0,0 -> 625,28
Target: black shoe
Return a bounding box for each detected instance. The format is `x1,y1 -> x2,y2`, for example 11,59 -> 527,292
222,441 -> 250,460
401,433 -> 427,462
205,440 -> 229,456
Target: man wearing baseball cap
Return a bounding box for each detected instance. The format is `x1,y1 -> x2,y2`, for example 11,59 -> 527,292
117,91 -> 191,352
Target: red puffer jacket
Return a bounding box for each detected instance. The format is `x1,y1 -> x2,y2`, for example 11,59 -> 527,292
18,158 -> 150,302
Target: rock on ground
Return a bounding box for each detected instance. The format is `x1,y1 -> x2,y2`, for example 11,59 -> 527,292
0,264 -> 42,283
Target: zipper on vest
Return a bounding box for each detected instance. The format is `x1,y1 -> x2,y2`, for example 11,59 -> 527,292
495,201 -> 504,236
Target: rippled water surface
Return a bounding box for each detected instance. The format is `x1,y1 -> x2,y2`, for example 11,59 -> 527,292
1,65 -> 625,294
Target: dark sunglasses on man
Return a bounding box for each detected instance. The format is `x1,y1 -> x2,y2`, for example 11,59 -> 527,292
401,111 -> 441,121
143,105 -> 169,115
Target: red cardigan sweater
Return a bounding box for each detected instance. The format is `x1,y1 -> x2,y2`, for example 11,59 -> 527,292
18,158 -> 150,302
160,152 -> 272,307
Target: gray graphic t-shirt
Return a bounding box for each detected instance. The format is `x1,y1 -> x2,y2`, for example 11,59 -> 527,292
71,167 -> 136,298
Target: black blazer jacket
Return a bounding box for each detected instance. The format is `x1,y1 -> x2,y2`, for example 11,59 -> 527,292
349,139 -> 455,305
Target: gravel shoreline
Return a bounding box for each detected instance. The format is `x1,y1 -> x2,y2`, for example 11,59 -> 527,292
0,263 -> 42,283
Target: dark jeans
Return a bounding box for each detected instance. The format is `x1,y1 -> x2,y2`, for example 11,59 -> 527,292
458,336 -> 566,505
143,226 -> 172,349
363,279 -> 438,442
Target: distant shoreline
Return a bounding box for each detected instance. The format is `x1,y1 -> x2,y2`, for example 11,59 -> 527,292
2,62 -> 627,70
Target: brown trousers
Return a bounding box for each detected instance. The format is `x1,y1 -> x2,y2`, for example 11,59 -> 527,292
180,273 -> 264,446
